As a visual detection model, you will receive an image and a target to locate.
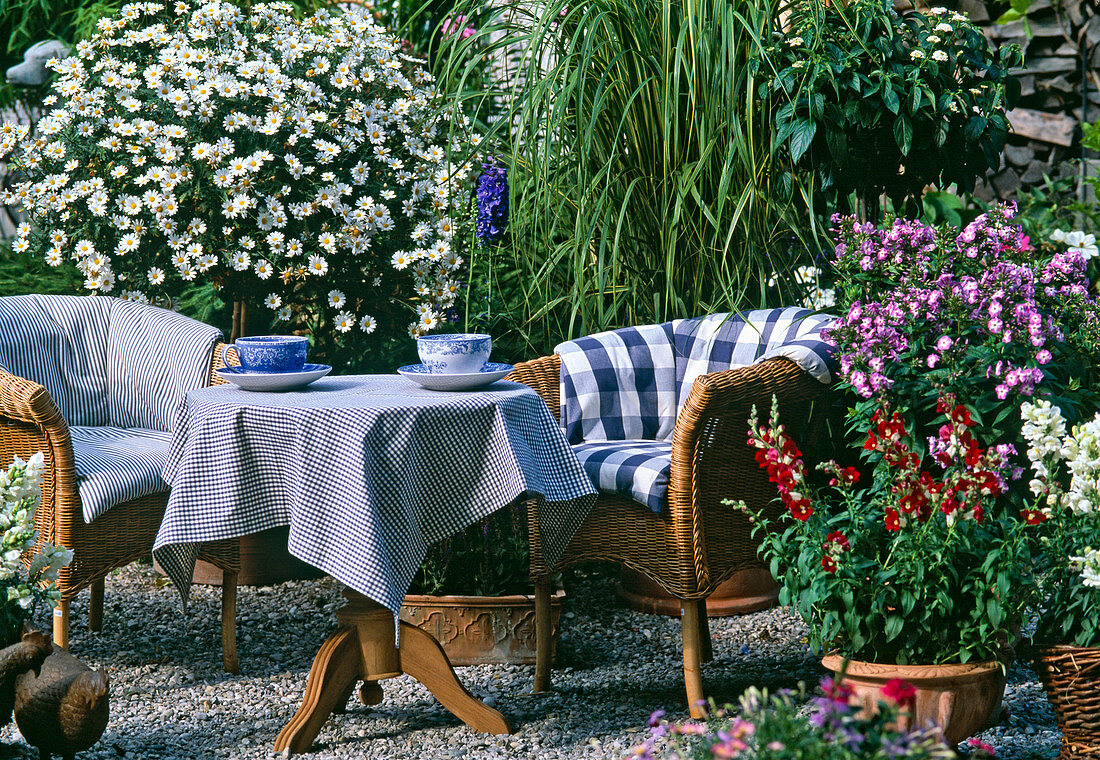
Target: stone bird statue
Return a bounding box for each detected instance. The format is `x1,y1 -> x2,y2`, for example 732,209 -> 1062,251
5,40 -> 71,87
0,631 -> 52,726
14,647 -> 109,760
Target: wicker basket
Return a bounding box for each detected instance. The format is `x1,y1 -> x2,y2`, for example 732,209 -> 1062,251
1031,646 -> 1100,759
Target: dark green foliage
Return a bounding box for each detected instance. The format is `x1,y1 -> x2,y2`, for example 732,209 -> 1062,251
409,502 -> 532,596
764,0 -> 1021,215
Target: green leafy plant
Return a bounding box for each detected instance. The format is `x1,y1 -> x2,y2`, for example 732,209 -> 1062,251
733,393 -> 1037,665
1020,399 -> 1100,648
408,503 -> 531,596
629,677 -> 962,760
430,0 -> 824,358
0,452 -> 72,647
765,0 -> 1021,215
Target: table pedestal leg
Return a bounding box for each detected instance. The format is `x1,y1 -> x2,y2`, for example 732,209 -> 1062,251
274,590 -> 510,756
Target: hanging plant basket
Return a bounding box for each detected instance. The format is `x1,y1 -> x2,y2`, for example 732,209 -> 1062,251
1030,646 -> 1100,759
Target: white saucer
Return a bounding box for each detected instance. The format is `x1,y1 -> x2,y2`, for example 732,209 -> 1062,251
397,362 -> 515,391
216,363 -> 332,391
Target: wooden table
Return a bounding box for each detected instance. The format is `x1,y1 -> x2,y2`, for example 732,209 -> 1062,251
154,376 -> 595,754
275,590 -> 509,755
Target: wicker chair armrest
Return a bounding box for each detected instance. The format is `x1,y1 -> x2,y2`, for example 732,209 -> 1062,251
0,368 -> 78,544
505,354 -> 561,423
667,357 -> 831,586
209,341 -> 239,386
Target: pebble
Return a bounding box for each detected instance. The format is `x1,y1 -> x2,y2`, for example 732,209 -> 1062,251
0,563 -> 1062,759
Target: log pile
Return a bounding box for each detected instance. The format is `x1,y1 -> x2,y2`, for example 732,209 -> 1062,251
957,0 -> 1100,201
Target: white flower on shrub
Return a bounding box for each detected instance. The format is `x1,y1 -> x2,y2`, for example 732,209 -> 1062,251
0,0 -> 476,339
1070,548 -> 1100,588
0,453 -> 71,610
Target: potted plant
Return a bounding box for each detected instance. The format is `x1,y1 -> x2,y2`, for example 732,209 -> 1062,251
732,393 -> 1036,745
628,675 -> 990,760
0,0 -> 480,369
729,205 -> 1100,744
0,452 -> 73,723
1018,399 -> 1100,758
401,502 -> 564,666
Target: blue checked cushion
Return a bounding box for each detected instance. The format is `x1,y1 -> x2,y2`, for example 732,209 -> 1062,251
557,308 -> 834,511
555,323 -> 678,445
71,427 -> 173,523
572,440 -> 671,513
671,308 -> 835,408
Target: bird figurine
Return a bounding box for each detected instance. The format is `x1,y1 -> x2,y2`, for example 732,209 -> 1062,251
14,647 -> 109,760
0,630 -> 52,726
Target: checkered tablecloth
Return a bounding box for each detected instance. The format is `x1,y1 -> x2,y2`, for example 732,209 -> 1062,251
153,375 -> 596,615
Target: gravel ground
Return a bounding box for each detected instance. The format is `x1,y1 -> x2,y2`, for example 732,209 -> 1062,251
0,563 -> 1061,760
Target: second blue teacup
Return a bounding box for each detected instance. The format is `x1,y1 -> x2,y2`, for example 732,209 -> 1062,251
416,333 -> 491,374
221,335 -> 309,373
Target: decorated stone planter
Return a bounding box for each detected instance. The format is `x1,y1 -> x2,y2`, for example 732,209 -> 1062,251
400,590 -> 565,666
821,654 -> 1007,746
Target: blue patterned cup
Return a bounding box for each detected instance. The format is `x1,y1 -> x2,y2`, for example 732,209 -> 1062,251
220,335 -> 309,373
416,333 -> 492,374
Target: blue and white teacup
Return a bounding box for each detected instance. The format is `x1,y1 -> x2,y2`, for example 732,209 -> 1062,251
221,335 -> 309,373
416,333 -> 492,374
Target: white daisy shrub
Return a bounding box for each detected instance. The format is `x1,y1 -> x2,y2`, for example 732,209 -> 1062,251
0,0 -> 476,341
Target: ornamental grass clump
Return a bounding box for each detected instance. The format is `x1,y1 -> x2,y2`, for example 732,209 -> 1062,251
0,0 -> 478,344
0,453 -> 71,647
628,677 -> 960,760
733,394 -> 1038,665
1020,399 -> 1100,648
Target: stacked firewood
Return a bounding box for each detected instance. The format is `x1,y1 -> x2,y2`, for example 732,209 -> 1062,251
957,0 -> 1099,201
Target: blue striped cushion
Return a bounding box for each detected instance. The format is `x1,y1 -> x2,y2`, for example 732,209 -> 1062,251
0,295 -> 112,426
71,427 -> 172,523
572,439 -> 671,512
556,324 -> 678,444
672,308 -> 836,408
105,299 -> 221,431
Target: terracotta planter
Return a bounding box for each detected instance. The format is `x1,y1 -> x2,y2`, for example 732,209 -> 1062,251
1030,645 -> 1100,760
821,654 -> 1007,745
400,590 -> 565,666
616,567 -> 778,617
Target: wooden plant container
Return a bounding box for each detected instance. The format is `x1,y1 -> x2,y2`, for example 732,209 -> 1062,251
400,589 -> 565,666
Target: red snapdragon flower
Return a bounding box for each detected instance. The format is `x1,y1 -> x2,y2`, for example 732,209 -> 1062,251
1021,509 -> 1047,525
884,508 -> 901,531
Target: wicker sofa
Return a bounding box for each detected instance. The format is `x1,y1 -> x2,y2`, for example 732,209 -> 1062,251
510,311 -> 833,716
0,295 -> 239,671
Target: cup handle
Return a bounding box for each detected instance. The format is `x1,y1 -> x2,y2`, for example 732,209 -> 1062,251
221,344 -> 238,368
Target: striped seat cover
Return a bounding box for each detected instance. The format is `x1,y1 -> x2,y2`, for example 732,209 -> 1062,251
0,295 -> 221,521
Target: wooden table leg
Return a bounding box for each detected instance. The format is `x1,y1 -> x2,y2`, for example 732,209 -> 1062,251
274,626 -> 362,755
275,590 -> 510,756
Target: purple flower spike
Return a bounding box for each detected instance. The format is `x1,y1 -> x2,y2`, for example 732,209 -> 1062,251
475,160 -> 509,245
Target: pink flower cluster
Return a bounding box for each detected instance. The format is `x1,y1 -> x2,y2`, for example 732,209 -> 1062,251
825,204 -> 1090,403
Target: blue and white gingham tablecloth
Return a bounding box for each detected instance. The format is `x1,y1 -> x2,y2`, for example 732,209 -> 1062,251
153,375 -> 597,615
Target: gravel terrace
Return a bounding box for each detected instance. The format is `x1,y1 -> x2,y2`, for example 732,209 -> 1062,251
0,564 -> 1061,759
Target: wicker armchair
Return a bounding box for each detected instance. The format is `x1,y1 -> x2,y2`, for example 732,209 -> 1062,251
511,353 -> 831,716
0,298 -> 240,673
